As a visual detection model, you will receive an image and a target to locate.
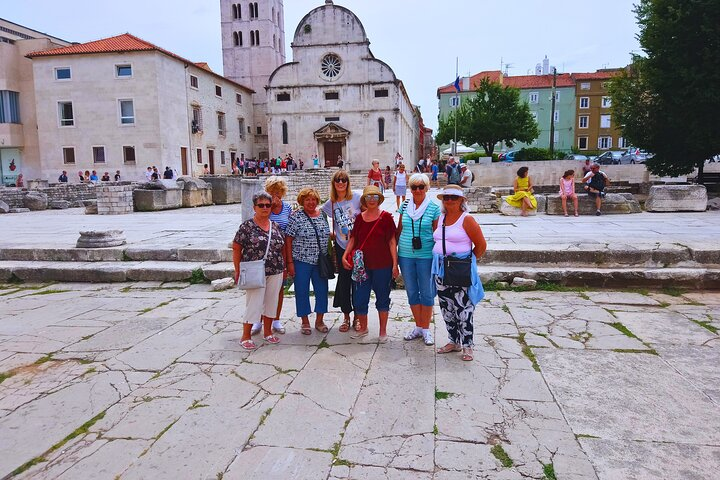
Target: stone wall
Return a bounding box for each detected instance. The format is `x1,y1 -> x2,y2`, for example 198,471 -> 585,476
0,182 -> 135,208
253,170 -> 336,202
96,185 -> 134,215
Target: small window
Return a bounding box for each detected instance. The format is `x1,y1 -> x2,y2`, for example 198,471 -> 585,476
218,112 -> 226,136
221,151 -> 226,165
529,92 -> 539,104
553,110 -> 560,123
123,146 -> 136,164
256,126 -> 262,135
579,97 -> 589,109
580,82 -> 591,90
58,101 -> 74,127
325,92 -> 339,100
215,85 -> 222,97
197,148 -> 203,164
450,96 -> 460,108
579,116 -> 589,129
598,136 -> 612,149
600,114 -> 611,129
119,100 -> 135,125
238,118 -> 245,139
93,146 -> 106,163
236,92 -> 242,104
282,121 -> 288,145
276,92 -> 290,102
374,89 -> 389,98
116,64 -> 132,77
578,137 -> 588,150
247,126 -> 252,134
325,116 -> 340,122
190,75 -> 199,89
238,31 -> 243,47
233,31 -> 239,46
601,96 -> 612,108
62,147 -> 75,164
554,92 -> 561,101
55,67 -> 71,80
378,118 -> 385,142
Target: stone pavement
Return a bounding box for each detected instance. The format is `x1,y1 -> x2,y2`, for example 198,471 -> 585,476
1,282 -> 719,479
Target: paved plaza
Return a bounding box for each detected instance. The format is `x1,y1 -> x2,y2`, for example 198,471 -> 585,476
1,280 -> 719,479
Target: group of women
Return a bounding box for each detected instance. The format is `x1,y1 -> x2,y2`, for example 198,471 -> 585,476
232,169 -> 487,361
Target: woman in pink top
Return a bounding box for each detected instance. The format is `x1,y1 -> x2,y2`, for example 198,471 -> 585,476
559,169 -> 579,217
431,185 -> 487,361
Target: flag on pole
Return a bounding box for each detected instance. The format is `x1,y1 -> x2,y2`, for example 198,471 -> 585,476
454,76 -> 461,92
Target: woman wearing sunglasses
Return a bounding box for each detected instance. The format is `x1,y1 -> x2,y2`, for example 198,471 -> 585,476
233,192 -> 288,350
322,170 -> 362,332
432,185 -> 487,361
396,173 -> 441,346
342,185 -> 398,342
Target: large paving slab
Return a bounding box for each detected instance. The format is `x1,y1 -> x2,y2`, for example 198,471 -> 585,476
0,282 -> 719,478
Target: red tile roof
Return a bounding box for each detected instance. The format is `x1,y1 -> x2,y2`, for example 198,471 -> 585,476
571,70 -> 623,81
437,70 -> 502,95
503,73 -> 575,89
26,33 -> 253,92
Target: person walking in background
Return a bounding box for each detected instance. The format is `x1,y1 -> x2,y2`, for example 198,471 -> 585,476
445,157 -> 461,185
433,185 -> 487,361
145,167 -> 153,181
505,166 -> 537,216
342,186 -> 398,342
58,171 -> 68,183
101,172 -> 110,182
313,154 -> 320,169
583,163 -> 610,216
397,173 -> 441,346
285,188 -> 331,335
233,192 -> 287,350
383,166 -> 392,190
393,163 -> 408,208
78,170 -> 84,183
560,169 -> 579,217
431,161 -> 439,188
322,169 -> 362,333
367,160 -> 384,191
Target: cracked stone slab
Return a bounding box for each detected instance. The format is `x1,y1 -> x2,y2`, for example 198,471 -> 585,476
63,316 -> 179,352
652,344 -> 720,403
611,310 -> 716,345
224,446 -> 332,480
584,291 -> 663,306
340,433 -> 434,472
331,464 -> 433,479
434,440 -> 508,474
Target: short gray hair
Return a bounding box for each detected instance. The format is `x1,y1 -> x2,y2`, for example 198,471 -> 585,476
252,191 -> 272,205
408,173 -> 429,187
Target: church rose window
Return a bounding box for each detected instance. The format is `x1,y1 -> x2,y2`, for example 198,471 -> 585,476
321,54 -> 342,79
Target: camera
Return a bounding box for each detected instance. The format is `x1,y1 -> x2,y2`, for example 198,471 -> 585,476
412,236 -> 422,250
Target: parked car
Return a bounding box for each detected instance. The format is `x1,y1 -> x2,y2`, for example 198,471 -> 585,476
564,154 -> 589,161
595,151 -> 623,165
620,148 -> 650,164
503,150 -> 519,162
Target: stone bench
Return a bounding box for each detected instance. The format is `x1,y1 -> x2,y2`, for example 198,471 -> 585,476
465,186 -> 499,213
133,182 -> 182,211
545,193 -> 641,215
645,185 -> 707,212
499,194 -> 546,216
177,177 -> 213,208
199,175 -> 242,204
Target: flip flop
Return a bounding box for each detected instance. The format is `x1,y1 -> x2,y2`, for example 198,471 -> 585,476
240,339 -> 257,351
339,318 -> 351,333
315,323 -> 329,333
378,335 -> 388,344
264,335 -> 280,345
437,343 -> 461,354
350,330 -> 369,339
301,325 -> 312,335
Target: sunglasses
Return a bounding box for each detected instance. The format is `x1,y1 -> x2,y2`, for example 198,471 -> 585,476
365,194 -> 380,201
442,195 -> 461,201
255,203 -> 272,208
410,185 -> 426,191
334,178 -> 348,183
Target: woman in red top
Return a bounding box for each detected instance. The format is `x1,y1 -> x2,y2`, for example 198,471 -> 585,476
342,185 -> 398,342
366,159 -> 384,192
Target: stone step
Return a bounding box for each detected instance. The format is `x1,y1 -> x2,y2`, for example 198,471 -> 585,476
1,260 -> 719,288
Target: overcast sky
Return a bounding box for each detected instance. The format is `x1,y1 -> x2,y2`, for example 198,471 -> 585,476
5,0 -> 641,131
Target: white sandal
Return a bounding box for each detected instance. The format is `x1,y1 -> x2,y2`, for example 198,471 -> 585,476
403,328 -> 423,341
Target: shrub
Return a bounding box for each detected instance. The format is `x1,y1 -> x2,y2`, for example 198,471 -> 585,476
515,148 -> 552,161
461,152 -> 483,161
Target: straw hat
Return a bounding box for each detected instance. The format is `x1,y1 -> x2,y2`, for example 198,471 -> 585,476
360,185 -> 385,207
436,184 -> 466,200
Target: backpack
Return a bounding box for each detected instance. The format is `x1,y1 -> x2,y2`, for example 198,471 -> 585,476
448,164 -> 461,185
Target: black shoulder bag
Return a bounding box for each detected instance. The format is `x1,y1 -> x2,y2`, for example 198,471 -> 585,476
304,211 -> 335,280
442,216 -> 472,287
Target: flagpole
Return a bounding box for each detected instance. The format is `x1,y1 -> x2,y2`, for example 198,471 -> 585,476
453,57 -> 458,157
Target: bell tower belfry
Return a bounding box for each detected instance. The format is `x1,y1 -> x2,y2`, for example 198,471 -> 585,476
221,1 -> 286,160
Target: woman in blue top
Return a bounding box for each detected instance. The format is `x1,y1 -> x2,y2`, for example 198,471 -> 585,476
251,177 -> 292,336
396,173 -> 441,345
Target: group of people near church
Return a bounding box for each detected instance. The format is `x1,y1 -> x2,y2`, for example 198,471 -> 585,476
233,168 -> 487,362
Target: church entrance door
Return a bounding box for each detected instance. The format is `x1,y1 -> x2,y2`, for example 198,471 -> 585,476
324,142 -> 342,167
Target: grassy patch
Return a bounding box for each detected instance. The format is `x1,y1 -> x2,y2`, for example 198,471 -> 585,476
658,301 -> 670,308
578,291 -> 591,300
690,319 -> 718,334
34,354 -> 54,365
258,408 -> 272,426
534,333 -> 561,348
609,322 -> 639,339
120,285 -> 133,293
122,251 -> 132,262
188,268 -> 209,284
433,424 -> 439,435
26,289 -> 71,296
518,333 -> 540,372
0,371 -> 14,384
274,366 -> 298,375
318,338 -> 330,349
188,399 -> 208,410
576,433 -> 600,439
501,304 -> 510,314
543,462 -> 557,480
10,456 -> 47,476
140,300 -> 172,315
485,280 -> 586,293
569,331 -> 592,343
661,286 -> 685,297
82,367 -> 96,377
490,444 -> 513,468
155,419 -> 178,440
7,273 -> 23,284
435,389 -> 455,400
612,348 -> 658,355
625,288 -> 649,296
48,411 -> 106,454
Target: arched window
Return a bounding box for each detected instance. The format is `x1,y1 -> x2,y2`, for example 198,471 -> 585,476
378,118 -> 385,142
255,30 -> 260,45
250,31 -> 255,46
249,3 -> 254,18
238,31 -> 243,47
237,3 -> 241,19
233,32 -> 239,46
282,121 -> 288,145
254,3 -> 259,17
232,4 -> 237,19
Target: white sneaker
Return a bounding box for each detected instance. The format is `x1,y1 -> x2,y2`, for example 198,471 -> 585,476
250,322 -> 262,335
403,327 -> 423,341
422,330 -> 434,346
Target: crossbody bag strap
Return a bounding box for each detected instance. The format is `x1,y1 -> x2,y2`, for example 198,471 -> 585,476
442,215 -> 447,257
262,222 -> 273,260
303,210 -> 324,252
357,212 -> 384,251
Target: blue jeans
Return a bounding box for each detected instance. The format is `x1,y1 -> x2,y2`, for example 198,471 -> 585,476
398,256 -> 435,307
353,268 -> 392,315
293,260 -> 329,317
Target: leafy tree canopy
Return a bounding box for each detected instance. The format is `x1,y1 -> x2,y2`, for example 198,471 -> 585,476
609,0 -> 720,176
436,78 -> 539,156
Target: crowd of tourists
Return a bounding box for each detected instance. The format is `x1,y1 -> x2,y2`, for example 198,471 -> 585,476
233,169 -> 487,362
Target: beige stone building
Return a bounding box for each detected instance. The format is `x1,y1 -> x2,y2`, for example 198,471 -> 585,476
27,34 -> 254,181
0,18 -> 70,184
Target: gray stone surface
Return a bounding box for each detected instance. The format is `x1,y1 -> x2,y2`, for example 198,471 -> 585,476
8,207 -> 30,213
76,230 -> 127,248
499,194 -> 546,215
0,200 -> 10,213
210,277 -> 235,291
200,175 -> 243,204
546,192 -> 642,215
133,188 -> 182,211
645,184 -> 708,212
49,199 -> 71,210
510,277 -> 536,288
23,192 -> 48,211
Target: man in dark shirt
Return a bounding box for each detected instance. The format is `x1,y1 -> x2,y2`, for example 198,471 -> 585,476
163,167 -> 174,179
583,164 -> 610,215
58,171 -> 68,183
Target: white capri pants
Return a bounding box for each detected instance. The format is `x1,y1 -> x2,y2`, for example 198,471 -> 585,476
243,273 -> 284,324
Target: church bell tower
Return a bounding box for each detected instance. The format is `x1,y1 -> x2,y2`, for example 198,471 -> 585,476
221,0 -> 286,160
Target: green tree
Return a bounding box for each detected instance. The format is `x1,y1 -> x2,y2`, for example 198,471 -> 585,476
609,0 -> 720,177
436,78 -> 539,156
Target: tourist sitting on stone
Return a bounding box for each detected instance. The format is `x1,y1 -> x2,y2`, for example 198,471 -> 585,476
101,172 -> 111,181
583,163 -> 610,216
145,167 -> 153,181
90,170 -> 99,183
505,167 -> 537,216
285,187 -> 331,336
84,170 -> 91,182
397,173 -> 441,346
342,185 -> 398,342
233,191 -> 287,350
58,171 -> 68,183
77,170 -> 84,183
322,169 -> 362,333
367,159 -> 384,191
432,185 -> 487,361
250,176 -> 292,337
560,169 -> 579,217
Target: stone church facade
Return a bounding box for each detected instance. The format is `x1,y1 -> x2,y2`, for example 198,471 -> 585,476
222,0 -> 420,172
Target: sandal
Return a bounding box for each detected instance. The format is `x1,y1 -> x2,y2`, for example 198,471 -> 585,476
301,325 -> 312,335
315,323 -> 329,333
264,335 -> 280,345
352,317 -> 361,332
240,339 -> 257,351
461,347 -> 474,361
403,328 -> 423,341
350,330 -> 369,339
437,343 -> 461,354
272,321 -> 286,335
339,317 -> 351,333
378,335 -> 388,344
250,323 -> 262,335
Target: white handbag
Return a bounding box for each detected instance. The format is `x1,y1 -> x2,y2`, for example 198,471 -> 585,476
237,223 -> 272,290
